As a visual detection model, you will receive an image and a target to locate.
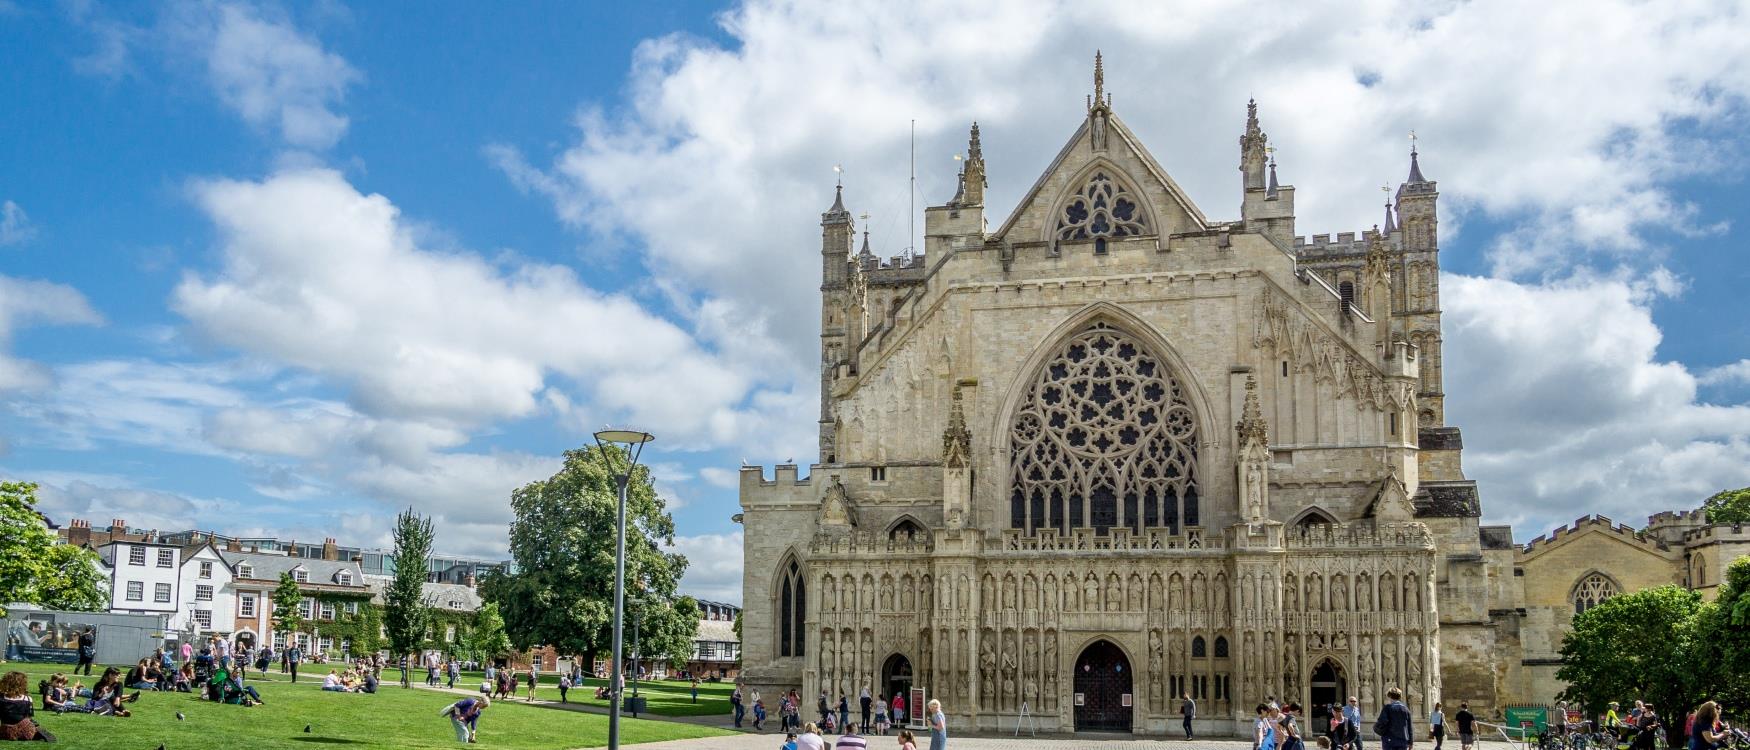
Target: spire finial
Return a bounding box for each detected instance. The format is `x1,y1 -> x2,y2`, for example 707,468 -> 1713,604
858,214 -> 873,258
968,121 -> 982,160
1237,374 -> 1268,445
1094,50 -> 1104,104
1382,185 -> 1397,235
1265,147 -> 1279,198
1406,130 -> 1427,183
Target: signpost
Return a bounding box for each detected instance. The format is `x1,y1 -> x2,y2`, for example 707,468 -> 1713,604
909,687 -> 928,730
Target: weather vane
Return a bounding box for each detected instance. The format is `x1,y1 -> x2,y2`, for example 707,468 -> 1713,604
1408,130 -> 1418,153
833,164 -> 843,186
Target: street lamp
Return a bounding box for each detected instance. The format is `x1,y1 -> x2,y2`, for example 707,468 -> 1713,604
593,428 -> 654,750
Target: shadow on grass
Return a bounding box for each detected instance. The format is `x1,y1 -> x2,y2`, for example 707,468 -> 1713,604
288,738 -> 364,744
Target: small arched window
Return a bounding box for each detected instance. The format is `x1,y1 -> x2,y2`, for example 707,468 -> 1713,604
889,519 -> 925,543
1192,635 -> 1207,658
778,558 -> 806,657
1572,573 -> 1620,615
1214,636 -> 1229,658
1339,281 -> 1357,310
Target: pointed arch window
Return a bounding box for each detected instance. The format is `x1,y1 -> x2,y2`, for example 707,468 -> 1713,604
1214,636 -> 1229,658
1056,171 -> 1150,241
1009,322 -> 1200,535
1571,573 -> 1619,615
1192,635 -> 1207,658
889,519 -> 926,543
778,558 -> 806,657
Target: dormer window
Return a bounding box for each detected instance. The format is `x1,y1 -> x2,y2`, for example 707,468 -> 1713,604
336,571 -> 353,586
292,569 -> 309,583
238,564 -> 254,579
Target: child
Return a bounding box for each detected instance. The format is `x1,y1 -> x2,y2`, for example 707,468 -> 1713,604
782,731 -> 799,750
558,674 -> 571,704
875,696 -> 890,736
897,729 -> 918,750
754,695 -> 768,730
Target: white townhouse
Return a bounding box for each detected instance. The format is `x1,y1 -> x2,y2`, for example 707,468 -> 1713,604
168,542 -> 238,640
97,540 -> 183,616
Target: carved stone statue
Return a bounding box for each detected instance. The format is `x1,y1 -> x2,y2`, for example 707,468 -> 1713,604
880,579 -> 894,611
1106,575 -> 1121,612
1332,576 -> 1349,611
981,637 -> 996,673
821,476 -> 855,528
1084,575 -> 1099,610
1333,632 -> 1349,651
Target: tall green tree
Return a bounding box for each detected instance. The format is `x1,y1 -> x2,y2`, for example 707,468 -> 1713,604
1557,585 -> 1705,738
635,594 -> 702,668
271,572 -> 305,646
1695,556 -> 1750,711
1702,487 -> 1750,524
466,601 -> 512,665
0,481 -> 106,616
384,507 -> 435,688
481,444 -> 693,670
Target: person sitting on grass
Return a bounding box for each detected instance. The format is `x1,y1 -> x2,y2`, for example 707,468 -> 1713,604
321,670 -> 352,693
212,662 -> 262,707
1,671 -> 56,742
87,668 -> 137,717
144,657 -> 167,690
38,674 -> 88,715
173,662 -> 193,693
125,658 -> 157,691
360,670 -> 379,694
440,695 -> 489,744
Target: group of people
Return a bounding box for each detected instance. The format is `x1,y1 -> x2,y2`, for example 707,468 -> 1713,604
1253,689 -> 1435,750
1595,698 -> 1740,750
479,664 -> 541,702
319,667 -> 379,694
774,698 -> 946,750
733,684 -> 914,736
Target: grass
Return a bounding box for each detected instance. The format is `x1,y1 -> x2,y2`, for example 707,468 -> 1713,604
5,662 -> 732,750
432,671 -> 733,718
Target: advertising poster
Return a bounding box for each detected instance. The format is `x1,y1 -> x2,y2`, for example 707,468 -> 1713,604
4,614 -> 91,664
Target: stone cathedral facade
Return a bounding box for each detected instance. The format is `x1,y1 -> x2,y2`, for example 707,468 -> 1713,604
735,60 -> 1748,735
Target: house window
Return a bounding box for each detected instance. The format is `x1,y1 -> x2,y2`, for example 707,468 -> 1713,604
193,610 -> 212,629
196,585 -> 213,601
272,633 -> 286,650
126,581 -> 144,601
199,561 -> 213,579
128,546 -> 147,566
337,571 -> 353,585
239,594 -> 256,618
319,636 -> 333,654
299,597 -> 313,619
155,583 -> 173,603
157,549 -> 175,568
292,570 -> 309,583
320,602 -> 335,620
533,655 -> 543,670
238,564 -> 254,579
777,558 -> 806,657
346,601 -> 358,615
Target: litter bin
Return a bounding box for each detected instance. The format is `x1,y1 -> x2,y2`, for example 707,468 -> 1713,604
623,696 -> 648,714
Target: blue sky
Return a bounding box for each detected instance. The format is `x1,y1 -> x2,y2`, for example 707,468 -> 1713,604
4,1 -> 1749,604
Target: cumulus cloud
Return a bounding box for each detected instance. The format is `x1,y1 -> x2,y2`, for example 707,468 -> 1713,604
0,201 -> 36,246
70,1 -> 359,150
1443,273 -> 1750,533
669,531 -> 743,605
1700,359 -> 1750,387
0,276 -> 103,392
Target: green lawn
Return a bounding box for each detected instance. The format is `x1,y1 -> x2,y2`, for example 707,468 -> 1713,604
4,662 -> 731,750
434,671 -> 732,718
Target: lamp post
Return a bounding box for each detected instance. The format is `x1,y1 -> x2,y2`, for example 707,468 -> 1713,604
593,428 -> 654,750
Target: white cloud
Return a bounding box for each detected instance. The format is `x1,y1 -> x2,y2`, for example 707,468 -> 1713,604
0,201 -> 36,246
1700,359 -> 1750,387
176,167 -> 803,454
0,276 -> 103,392
69,2 -> 359,150
1443,272 -> 1750,533
669,531 -> 743,605
698,466 -> 740,489
190,3 -> 358,150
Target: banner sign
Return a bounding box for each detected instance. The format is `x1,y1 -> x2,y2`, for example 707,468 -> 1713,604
5,614 -> 92,664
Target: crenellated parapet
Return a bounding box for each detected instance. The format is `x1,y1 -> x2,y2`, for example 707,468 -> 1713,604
1517,514 -> 1672,557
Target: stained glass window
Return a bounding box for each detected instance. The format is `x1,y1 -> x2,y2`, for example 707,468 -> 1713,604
1056,172 -> 1150,241
1572,573 -> 1619,615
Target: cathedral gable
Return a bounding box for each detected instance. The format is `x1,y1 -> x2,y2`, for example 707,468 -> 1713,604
993,113 -> 1210,245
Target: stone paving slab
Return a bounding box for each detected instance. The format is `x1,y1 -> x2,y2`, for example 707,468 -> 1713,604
627,734 -> 1525,749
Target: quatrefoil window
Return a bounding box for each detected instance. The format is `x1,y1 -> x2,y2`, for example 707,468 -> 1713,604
1009,322 -> 1199,535
1056,171 -> 1150,241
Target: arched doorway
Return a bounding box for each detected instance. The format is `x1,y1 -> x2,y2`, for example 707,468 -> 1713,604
882,653 -> 913,706
1309,658 -> 1347,720
1073,639 -> 1133,733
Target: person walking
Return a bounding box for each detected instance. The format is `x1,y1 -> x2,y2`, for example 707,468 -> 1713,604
287,642 -> 303,683
861,684 -> 873,734
526,667 -> 539,702
1345,696 -> 1365,750
691,677 -> 699,704
75,627 -> 97,676
1430,703 -> 1446,750
875,694 -> 890,735
819,690 -> 831,725
731,683 -> 745,728
840,694 -> 852,734
558,673 -> 571,703
448,658 -> 459,689
1182,692 -> 1198,739
1373,688 -> 1416,750
927,699 -> 947,750
892,692 -> 906,726
1455,703 -> 1476,750
1690,702 -> 1730,750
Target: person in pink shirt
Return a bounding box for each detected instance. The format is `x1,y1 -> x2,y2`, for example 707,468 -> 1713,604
180,641 -> 193,662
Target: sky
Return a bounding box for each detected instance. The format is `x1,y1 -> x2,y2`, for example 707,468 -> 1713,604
3,0 -> 1749,606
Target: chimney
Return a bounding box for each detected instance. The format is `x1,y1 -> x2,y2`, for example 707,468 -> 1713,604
322,538 -> 338,561
226,538 -> 242,553
110,519 -> 127,534
68,519 -> 91,547
464,573 -> 477,589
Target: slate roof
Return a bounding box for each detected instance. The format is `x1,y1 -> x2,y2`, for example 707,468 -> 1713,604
695,619 -> 738,644
360,578 -> 483,612
220,550 -> 368,591
1479,525 -> 1517,550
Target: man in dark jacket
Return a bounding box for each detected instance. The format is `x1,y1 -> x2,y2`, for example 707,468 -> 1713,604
1374,687 -> 1416,750
76,627 -> 96,676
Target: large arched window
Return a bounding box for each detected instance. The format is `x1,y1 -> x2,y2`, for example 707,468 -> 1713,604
1056,171 -> 1150,241
1571,573 -> 1619,615
1008,322 -> 1200,535
777,557 -> 806,657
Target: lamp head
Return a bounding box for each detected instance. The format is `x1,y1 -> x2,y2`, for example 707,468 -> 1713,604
593,429 -> 655,445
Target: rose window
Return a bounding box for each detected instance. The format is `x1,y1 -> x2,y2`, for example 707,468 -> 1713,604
1055,171 -> 1150,242
1009,322 -> 1199,534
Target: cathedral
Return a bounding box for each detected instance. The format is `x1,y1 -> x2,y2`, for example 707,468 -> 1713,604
734,57 -> 1750,736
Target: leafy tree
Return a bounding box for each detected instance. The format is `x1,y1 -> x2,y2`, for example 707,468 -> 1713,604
1558,585 -> 1705,738
36,544 -> 108,611
384,508 -> 435,688
1695,556 -> 1750,711
481,444 -> 691,670
271,572 -> 305,645
466,601 -> 512,665
1703,487 -> 1750,524
0,481 -> 106,616
635,594 -> 701,669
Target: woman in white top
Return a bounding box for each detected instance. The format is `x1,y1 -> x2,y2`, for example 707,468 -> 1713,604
1431,702 -> 1447,750
874,695 -> 890,734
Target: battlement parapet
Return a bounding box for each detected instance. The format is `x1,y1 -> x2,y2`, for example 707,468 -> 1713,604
1682,523 -> 1750,544
1519,514 -> 1669,555
1646,509 -> 1708,526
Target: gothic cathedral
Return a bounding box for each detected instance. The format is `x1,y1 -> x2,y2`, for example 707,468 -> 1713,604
734,58 -> 1749,735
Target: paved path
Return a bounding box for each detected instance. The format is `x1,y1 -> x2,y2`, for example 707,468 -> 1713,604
631,736 -> 1523,749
